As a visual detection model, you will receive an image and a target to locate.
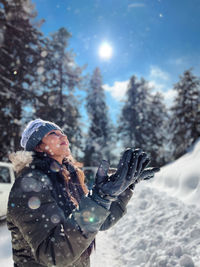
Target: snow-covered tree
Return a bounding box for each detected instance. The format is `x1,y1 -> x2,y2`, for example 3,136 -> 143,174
118,76 -> 150,148
0,0 -> 42,160
170,69 -> 200,158
37,27 -> 84,98
33,28 -> 85,157
146,92 -> 169,166
118,76 -> 169,166
84,68 -> 114,166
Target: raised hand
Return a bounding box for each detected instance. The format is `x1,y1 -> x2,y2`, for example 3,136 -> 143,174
93,148 -> 149,200
129,157 -> 160,190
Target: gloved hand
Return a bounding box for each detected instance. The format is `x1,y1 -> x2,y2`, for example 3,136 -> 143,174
91,148 -> 148,208
129,156 -> 160,190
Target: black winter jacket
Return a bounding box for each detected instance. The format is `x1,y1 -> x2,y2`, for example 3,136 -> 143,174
7,152 -> 133,267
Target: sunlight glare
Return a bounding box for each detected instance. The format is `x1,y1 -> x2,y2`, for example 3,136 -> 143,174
99,42 -> 113,59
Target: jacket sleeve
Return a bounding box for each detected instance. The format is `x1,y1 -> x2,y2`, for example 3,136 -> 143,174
100,188 -> 133,231
7,170 -> 110,267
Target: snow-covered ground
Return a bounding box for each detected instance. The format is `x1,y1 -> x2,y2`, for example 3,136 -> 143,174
91,184 -> 200,267
1,140 -> 200,267
0,221 -> 12,267
151,138 -> 200,206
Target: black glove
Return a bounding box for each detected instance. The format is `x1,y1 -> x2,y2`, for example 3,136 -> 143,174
91,148 -> 148,208
129,156 -> 160,190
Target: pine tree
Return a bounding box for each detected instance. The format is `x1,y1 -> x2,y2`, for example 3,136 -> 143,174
118,76 -> 168,166
0,0 -> 42,160
170,69 -> 200,158
33,28 -> 84,157
84,68 -> 113,166
146,92 -> 169,166
117,76 -> 141,148
118,76 -> 152,149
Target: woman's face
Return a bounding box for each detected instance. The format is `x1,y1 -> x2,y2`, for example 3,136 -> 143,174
36,129 -> 71,162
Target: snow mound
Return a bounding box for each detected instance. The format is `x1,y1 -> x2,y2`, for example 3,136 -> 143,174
107,185 -> 200,267
151,139 -> 200,207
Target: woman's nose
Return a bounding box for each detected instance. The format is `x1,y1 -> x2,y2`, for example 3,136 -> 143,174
58,131 -> 66,137
60,133 -> 68,141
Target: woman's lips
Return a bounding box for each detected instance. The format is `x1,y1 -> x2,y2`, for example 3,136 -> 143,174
60,142 -> 67,145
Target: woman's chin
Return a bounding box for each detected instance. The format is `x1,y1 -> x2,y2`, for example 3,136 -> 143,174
64,148 -> 71,157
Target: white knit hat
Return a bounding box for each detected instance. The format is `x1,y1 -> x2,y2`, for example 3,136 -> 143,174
20,118 -> 62,151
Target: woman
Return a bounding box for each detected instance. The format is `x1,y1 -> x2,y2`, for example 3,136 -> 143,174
7,118 -> 159,267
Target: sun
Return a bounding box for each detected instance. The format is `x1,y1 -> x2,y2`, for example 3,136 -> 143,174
98,42 -> 113,59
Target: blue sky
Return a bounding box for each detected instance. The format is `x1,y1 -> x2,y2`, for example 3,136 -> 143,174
32,0 -> 200,123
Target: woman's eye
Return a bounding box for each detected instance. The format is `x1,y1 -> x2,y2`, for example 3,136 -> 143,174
49,132 -> 59,136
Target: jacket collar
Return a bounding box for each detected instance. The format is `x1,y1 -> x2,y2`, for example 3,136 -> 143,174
9,151 -> 34,175
9,151 -> 67,177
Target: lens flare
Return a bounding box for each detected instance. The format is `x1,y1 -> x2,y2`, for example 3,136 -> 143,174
28,196 -> 41,210
51,214 -> 61,224
50,161 -> 61,172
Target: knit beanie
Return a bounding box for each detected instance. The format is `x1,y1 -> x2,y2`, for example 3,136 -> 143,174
20,118 -> 62,151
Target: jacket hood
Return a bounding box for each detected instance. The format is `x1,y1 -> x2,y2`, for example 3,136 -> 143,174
9,151 -> 68,178
9,151 -> 34,175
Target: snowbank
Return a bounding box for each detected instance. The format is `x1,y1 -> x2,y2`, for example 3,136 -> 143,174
106,184 -> 200,267
151,139 -> 200,207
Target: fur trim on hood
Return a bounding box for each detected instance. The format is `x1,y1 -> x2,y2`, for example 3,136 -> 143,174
9,151 -> 34,174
